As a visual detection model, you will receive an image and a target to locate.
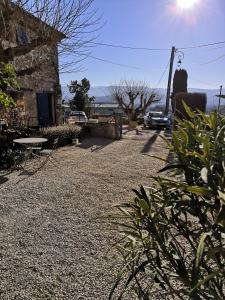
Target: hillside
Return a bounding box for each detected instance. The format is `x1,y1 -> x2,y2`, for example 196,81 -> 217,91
62,86 -> 220,109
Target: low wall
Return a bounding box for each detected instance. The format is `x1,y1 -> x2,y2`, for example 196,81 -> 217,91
87,122 -> 121,140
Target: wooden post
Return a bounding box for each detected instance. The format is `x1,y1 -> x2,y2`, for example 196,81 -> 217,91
217,85 -> 223,113
165,46 -> 176,116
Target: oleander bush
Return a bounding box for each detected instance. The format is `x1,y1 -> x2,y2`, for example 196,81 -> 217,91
110,104 -> 225,300
42,125 -> 81,147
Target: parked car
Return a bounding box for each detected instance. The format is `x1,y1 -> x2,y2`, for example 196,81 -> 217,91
67,111 -> 88,125
144,111 -> 171,129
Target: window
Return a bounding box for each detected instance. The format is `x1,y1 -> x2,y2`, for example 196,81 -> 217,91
16,26 -> 29,45
149,112 -> 164,118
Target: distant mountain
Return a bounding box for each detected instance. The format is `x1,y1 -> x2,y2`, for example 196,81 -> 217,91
62,86 -> 220,109
62,86 -> 112,102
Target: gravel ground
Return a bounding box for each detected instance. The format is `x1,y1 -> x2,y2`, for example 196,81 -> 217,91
0,130 -> 167,299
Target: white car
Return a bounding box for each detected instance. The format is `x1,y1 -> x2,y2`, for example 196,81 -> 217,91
67,111 -> 88,125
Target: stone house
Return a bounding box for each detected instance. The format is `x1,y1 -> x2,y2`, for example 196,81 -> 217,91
0,4 -> 65,127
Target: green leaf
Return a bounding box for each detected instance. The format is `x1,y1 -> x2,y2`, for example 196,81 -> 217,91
186,186 -> 211,196
139,199 -> 150,213
195,232 -> 211,272
202,135 -> 211,157
182,100 -> 195,119
218,191 -> 225,204
216,205 -> 225,228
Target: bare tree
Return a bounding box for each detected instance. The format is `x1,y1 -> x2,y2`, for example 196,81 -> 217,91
110,80 -> 160,126
0,0 -> 101,74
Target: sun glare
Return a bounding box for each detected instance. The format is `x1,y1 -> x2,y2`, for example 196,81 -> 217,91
177,0 -> 198,9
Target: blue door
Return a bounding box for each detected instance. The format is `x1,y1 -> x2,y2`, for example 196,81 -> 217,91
37,93 -> 53,126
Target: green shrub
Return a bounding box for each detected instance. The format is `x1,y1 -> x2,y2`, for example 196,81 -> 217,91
110,105 -> 225,299
0,62 -> 19,108
42,125 -> 81,147
0,148 -> 25,171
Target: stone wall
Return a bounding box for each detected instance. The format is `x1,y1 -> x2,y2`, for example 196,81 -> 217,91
88,123 -> 121,140
0,6 -> 62,127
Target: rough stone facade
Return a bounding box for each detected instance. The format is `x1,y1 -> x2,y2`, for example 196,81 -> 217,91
16,45 -> 60,127
0,5 -> 64,127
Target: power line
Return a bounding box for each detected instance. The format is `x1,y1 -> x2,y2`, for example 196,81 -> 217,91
182,45 -> 225,56
90,42 -> 170,51
71,52 -> 172,71
155,59 -> 170,88
88,55 -> 141,69
188,76 -> 220,88
90,40 -> 225,52
189,53 -> 225,67
199,53 -> 225,66
178,40 -> 225,50
71,52 -> 142,69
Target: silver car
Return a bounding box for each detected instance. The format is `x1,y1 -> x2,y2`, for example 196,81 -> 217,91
144,111 -> 171,129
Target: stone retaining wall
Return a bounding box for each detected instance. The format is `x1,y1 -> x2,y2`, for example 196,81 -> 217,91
88,123 -> 121,140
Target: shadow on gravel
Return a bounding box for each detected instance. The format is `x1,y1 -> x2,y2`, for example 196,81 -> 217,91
16,170 -> 37,184
141,130 -> 161,154
0,176 -> 8,184
78,137 -> 114,152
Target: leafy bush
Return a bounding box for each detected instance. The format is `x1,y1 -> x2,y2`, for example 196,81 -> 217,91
0,62 -> 19,108
42,125 -> 81,147
110,104 -> 225,299
0,148 -> 25,171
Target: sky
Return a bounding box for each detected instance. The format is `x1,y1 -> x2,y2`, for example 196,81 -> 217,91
60,0 -> 225,90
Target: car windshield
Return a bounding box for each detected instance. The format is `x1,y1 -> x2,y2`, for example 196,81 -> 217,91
149,112 -> 164,118
70,111 -> 85,117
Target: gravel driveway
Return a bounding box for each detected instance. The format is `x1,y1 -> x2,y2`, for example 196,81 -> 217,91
0,131 -> 167,299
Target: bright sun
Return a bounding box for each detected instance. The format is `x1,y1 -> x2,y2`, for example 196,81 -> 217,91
177,0 -> 198,9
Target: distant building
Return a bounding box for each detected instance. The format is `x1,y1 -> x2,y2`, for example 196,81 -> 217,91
91,103 -> 123,116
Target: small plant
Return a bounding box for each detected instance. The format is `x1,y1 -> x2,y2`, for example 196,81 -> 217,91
42,125 -> 81,147
0,62 -> 19,108
109,105 -> 225,299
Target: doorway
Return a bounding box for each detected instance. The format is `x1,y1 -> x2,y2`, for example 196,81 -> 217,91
36,93 -> 54,127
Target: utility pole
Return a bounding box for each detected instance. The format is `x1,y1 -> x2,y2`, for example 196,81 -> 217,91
217,85 -> 223,113
165,46 -> 176,116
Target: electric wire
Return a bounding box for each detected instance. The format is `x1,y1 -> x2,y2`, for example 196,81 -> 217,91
178,40 -> 225,50
71,52 -> 141,69
187,53 -> 225,67
154,59 -> 170,88
89,41 -> 170,51
199,53 -> 225,66
188,76 -> 220,89
88,55 -> 141,69
90,40 -> 225,52
71,52 -> 173,71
